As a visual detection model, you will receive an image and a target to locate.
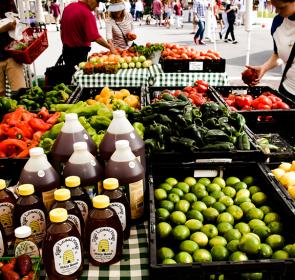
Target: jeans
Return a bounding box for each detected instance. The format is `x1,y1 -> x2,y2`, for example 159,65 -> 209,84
225,20 -> 235,41
194,20 -> 205,41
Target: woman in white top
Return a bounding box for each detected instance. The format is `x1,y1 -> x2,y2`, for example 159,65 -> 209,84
106,0 -> 135,50
135,0 -> 144,22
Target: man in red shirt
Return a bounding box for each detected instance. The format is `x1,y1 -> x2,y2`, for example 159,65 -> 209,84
60,0 -> 113,80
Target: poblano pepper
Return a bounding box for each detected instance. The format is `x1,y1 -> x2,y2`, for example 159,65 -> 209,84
133,122 -> 145,139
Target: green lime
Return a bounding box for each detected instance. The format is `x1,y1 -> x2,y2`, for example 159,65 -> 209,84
246,208 -> 264,221
209,236 -> 227,247
202,196 -> 216,207
193,249 -> 212,262
203,207 -> 219,222
213,177 -> 226,188
162,258 -> 177,264
156,208 -> 170,222
158,247 -> 175,260
223,187 -> 236,198
165,177 -> 178,186
198,178 -> 211,186
289,244 -> 295,257
212,202 -> 226,213
185,219 -> 203,232
243,176 -> 255,186
179,240 -> 199,254
234,197 -> 251,205
183,192 -> 197,203
170,188 -> 184,198
207,183 -> 222,193
283,244 -> 293,255
266,234 -> 285,250
195,189 -> 209,200
229,251 -> 248,261
260,206 -> 272,215
155,189 -> 167,201
259,243 -> 273,258
158,183 -> 173,192
187,210 -> 204,222
176,182 -> 190,194
239,233 -> 261,255
211,245 -> 229,261
233,181 -> 248,191
268,221 -> 283,234
172,225 -> 190,241
248,219 -> 266,230
168,193 -> 180,204
219,196 -> 234,207
227,205 -> 244,221
247,233 -> 261,242
175,199 -> 190,213
244,273 -> 263,280
211,191 -> 225,200
159,200 -> 175,212
225,177 -> 240,186
235,222 -> 250,234
191,183 -> 206,194
217,222 -> 233,235
170,211 -> 187,225
264,212 -> 280,224
236,189 -> 251,199
239,202 -> 255,214
201,224 -> 218,239
252,192 -> 268,206
253,225 -> 271,239
175,251 -> 193,264
248,186 -> 261,195
227,240 -> 240,252
190,231 -> 209,247
272,250 -> 289,259
217,212 -> 234,225
191,201 -> 207,212
156,222 -> 172,239
184,177 -> 197,186
224,229 -> 241,242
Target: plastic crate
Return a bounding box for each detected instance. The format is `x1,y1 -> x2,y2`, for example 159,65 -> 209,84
160,58 -> 226,73
211,86 -> 295,123
149,162 -> 295,280
5,27 -> 48,64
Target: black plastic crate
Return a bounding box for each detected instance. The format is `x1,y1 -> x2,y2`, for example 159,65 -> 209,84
149,162 -> 295,280
160,58 -> 226,73
211,86 -> 295,123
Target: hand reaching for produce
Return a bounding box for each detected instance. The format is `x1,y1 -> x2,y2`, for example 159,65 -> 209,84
242,66 -> 264,86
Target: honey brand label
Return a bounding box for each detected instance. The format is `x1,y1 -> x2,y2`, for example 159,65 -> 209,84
90,227 -> 117,263
68,214 -> 81,235
74,200 -> 88,222
0,202 -> 14,236
110,202 -> 126,230
0,231 -> 4,257
15,241 -> 40,257
53,237 -> 82,275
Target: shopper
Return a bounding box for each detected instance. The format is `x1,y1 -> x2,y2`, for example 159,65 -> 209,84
60,0 -> 113,83
106,0 -> 134,49
95,1 -> 106,29
246,0 -> 295,96
164,0 -> 172,28
224,0 -> 238,44
193,0 -> 206,45
174,0 -> 182,29
0,0 -> 26,96
135,0 -> 144,24
220,1 -> 229,39
152,0 -> 163,26
50,0 -> 61,31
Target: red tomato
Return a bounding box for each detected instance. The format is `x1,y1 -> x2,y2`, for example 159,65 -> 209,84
235,96 -> 252,108
257,95 -> 272,106
197,84 -> 208,93
183,86 -> 194,92
241,105 -> 251,111
227,94 -> 236,101
173,90 -> 183,97
273,101 -> 290,109
195,80 -> 209,87
190,93 -> 206,106
257,103 -> 271,110
225,99 -> 235,106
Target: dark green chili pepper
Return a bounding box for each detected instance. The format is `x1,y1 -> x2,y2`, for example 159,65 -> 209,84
201,142 -> 235,151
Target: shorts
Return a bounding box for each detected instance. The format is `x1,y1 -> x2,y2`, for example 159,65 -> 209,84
0,57 -> 25,94
153,14 -> 161,20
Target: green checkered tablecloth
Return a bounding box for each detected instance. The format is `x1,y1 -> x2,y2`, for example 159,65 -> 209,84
149,64 -> 229,87
41,222 -> 149,280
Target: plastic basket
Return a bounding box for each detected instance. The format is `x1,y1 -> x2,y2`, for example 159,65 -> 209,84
5,27 -> 48,64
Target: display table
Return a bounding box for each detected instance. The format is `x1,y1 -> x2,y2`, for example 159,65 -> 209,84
149,64 -> 229,87
41,222 -> 149,279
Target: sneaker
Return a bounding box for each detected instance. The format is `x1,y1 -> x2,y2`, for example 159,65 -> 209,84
232,40 -> 238,44
228,38 -> 232,42
224,39 -> 228,43
199,40 -> 206,45
219,32 -> 222,39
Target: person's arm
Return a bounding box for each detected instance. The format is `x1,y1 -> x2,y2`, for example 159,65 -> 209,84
96,36 -> 113,50
0,21 -> 16,33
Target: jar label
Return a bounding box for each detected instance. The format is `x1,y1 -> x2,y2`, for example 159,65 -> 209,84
0,231 -> 4,257
129,180 -> 144,220
42,188 -> 57,212
53,237 -> 82,275
20,209 -> 46,244
68,214 -> 81,235
90,227 -> 117,263
15,241 -> 39,257
0,202 -> 14,237
110,202 -> 126,231
75,200 -> 88,222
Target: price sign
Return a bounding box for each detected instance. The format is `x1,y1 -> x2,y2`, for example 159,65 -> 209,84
189,61 -> 204,71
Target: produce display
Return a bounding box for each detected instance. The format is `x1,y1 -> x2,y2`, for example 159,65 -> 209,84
222,91 -> 290,111
153,174 -> 295,271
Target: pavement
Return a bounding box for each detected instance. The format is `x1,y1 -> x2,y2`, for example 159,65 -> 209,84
34,17 -> 281,88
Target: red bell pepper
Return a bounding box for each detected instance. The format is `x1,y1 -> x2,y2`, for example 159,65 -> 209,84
6,127 -> 24,140
46,112 -> 61,124
29,118 -> 52,131
38,107 -> 50,120
6,107 -> 25,126
0,139 -> 28,158
16,121 -> 34,139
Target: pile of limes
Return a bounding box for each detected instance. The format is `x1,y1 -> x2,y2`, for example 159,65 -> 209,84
154,175 -> 295,278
